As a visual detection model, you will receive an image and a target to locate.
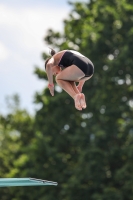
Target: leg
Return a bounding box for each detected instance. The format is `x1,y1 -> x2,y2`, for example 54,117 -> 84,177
56,65 -> 86,110
70,81 -> 80,94
56,65 -> 85,81
77,80 -> 85,93
77,75 -> 93,92
71,81 -> 86,109
56,79 -> 82,110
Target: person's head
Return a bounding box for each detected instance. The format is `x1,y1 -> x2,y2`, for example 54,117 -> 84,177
45,48 -> 61,76
45,48 -> 56,69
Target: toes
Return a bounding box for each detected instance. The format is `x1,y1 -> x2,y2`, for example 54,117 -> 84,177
80,93 -> 86,109
74,94 -> 82,110
74,93 -> 87,110
75,100 -> 82,110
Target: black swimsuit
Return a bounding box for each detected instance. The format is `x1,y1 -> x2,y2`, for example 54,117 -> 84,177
58,50 -> 94,77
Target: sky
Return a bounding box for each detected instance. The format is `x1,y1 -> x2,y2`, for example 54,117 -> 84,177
0,0 -> 74,114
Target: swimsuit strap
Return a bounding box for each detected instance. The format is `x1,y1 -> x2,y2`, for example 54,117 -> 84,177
58,51 -> 67,66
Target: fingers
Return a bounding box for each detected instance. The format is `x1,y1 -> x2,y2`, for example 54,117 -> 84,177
48,84 -> 54,96
50,88 -> 54,96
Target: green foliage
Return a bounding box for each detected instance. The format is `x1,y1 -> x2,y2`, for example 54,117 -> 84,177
34,66 -> 47,80
0,0 -> 133,200
0,98 -> 35,199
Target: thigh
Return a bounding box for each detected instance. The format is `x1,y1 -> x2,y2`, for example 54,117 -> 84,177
79,74 -> 93,81
56,65 -> 85,81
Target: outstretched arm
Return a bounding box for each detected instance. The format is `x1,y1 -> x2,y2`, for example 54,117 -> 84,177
46,57 -> 54,96
46,57 -> 54,84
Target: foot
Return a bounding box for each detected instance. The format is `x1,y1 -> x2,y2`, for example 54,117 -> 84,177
79,93 -> 86,109
74,94 -> 82,110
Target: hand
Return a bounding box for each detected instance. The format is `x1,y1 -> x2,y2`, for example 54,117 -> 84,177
48,83 -> 54,96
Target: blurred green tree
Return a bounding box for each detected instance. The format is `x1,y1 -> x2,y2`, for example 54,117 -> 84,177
34,0 -> 133,200
0,95 -> 34,200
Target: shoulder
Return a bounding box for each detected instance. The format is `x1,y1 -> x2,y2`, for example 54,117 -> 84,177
47,57 -> 54,65
46,57 -> 54,69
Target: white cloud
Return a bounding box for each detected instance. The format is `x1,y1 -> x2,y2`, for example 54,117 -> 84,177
0,3 -> 70,69
0,41 -> 9,61
0,3 -> 70,114
0,4 -> 69,66
0,4 -> 69,51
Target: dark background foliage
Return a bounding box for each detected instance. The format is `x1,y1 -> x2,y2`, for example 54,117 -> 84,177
0,0 -> 133,199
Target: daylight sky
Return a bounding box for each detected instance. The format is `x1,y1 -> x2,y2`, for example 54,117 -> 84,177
0,0 -> 87,114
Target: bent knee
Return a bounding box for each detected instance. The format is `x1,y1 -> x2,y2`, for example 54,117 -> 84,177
55,75 -> 59,82
55,73 -> 63,81
55,74 -> 61,82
